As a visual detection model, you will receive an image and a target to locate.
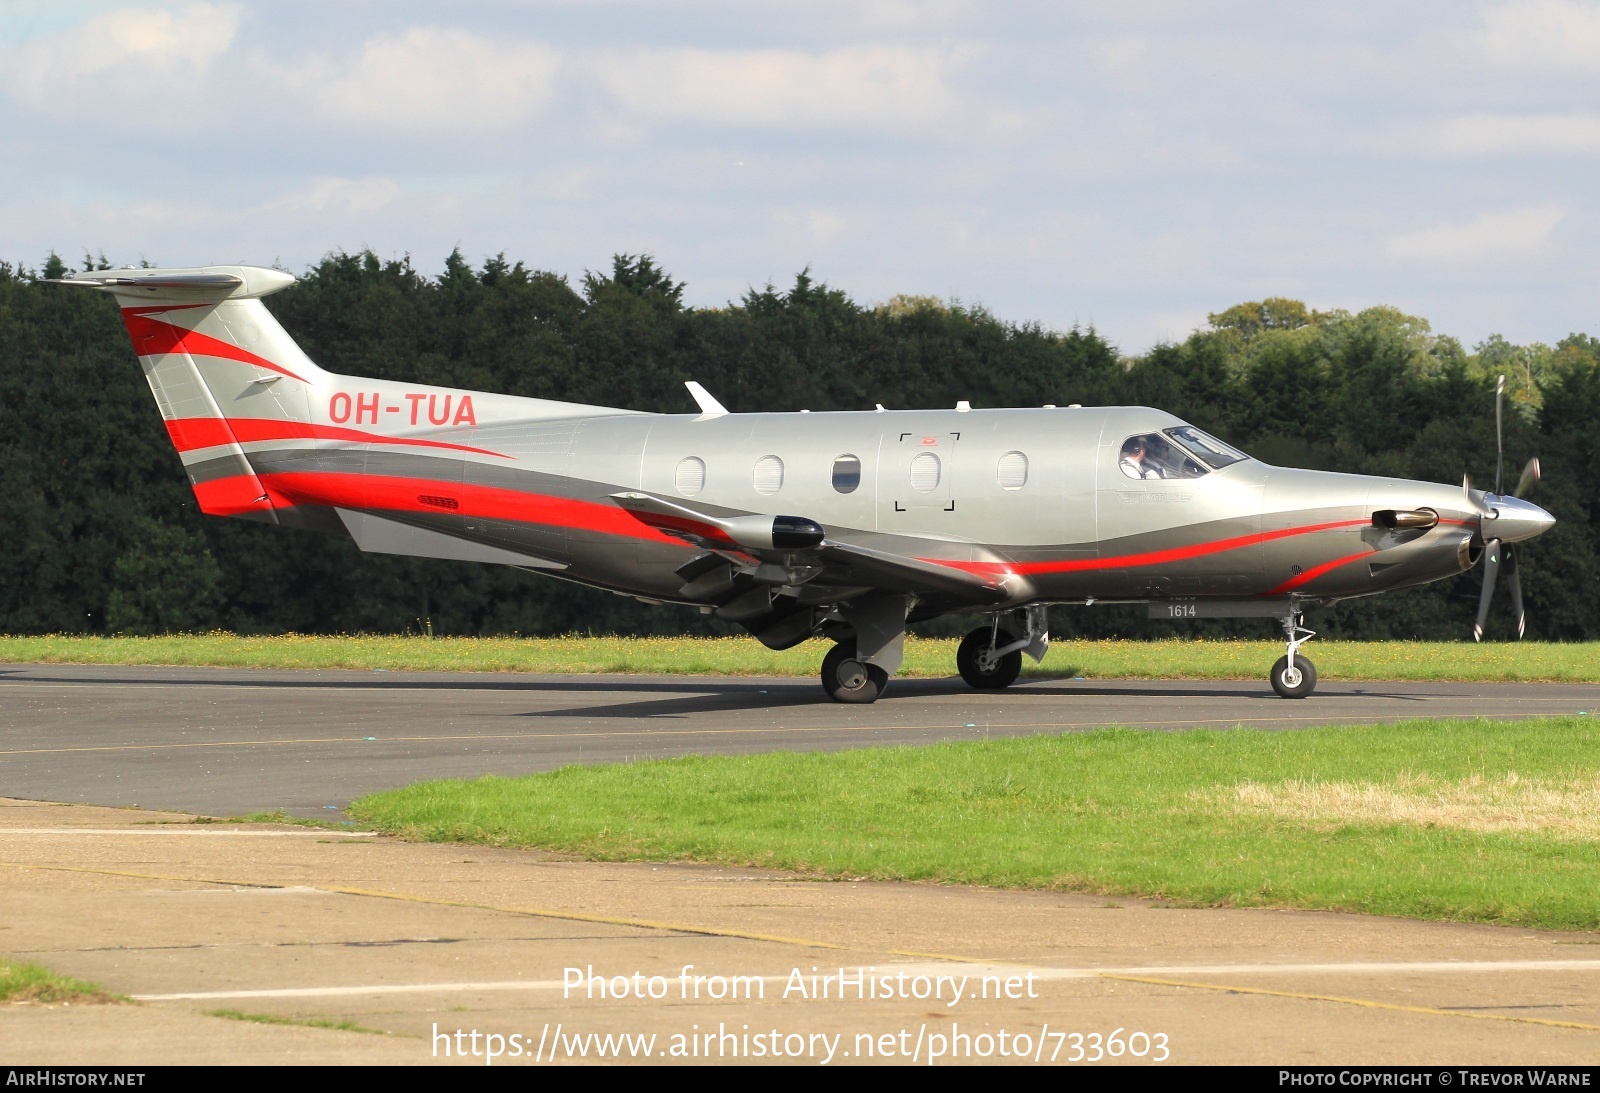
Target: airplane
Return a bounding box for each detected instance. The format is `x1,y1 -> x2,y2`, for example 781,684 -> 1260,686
52,265 -> 1557,703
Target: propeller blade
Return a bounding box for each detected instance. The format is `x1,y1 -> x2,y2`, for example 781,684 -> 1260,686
1494,374 -> 1505,496
1514,456 -> 1541,499
1463,475 -> 1491,516
1473,538 -> 1501,642
1504,544 -> 1525,640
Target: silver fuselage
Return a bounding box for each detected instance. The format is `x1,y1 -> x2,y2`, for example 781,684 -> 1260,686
71,264 -> 1553,629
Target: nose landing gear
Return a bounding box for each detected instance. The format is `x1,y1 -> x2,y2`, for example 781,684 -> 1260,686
1270,611 -> 1317,698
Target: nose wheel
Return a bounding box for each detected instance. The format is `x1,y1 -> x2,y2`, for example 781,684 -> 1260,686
1270,611 -> 1317,699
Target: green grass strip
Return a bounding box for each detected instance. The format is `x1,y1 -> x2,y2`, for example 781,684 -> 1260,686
350,716 -> 1600,932
0,957 -> 122,1004
205,1009 -> 386,1034
1,634 -> 1598,681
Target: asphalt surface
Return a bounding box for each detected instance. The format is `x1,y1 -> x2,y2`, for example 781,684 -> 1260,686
5,798 -> 1599,1066
2,663 -> 1594,817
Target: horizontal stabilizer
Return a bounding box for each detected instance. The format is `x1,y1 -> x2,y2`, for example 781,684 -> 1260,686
46,265 -> 296,301
336,509 -> 566,569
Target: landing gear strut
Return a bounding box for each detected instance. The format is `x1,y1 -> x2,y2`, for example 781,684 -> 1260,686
1270,611 -> 1317,699
820,592 -> 908,703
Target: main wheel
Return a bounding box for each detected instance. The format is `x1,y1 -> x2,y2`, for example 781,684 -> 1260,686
821,641 -> 889,703
957,626 -> 1023,690
1270,654 -> 1317,699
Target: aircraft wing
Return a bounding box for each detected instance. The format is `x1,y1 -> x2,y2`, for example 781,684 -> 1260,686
609,492 -> 1009,605
809,539 -> 1010,602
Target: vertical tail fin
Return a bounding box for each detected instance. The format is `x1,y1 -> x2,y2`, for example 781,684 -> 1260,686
55,266 -> 327,521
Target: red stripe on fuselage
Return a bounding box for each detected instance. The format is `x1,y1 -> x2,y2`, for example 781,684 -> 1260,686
253,470 -> 684,545
121,311 -> 306,382
163,417 -> 508,458
1265,550 -> 1373,595
919,518 -> 1373,578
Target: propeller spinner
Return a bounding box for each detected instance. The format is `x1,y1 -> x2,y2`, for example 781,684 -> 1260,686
1471,376 -> 1553,641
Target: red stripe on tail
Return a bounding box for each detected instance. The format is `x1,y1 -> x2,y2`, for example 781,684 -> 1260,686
122,311 -> 306,382
164,417 -> 508,458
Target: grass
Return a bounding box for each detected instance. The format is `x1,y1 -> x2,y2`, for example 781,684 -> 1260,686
1,633 -> 1598,681
1,958 -> 122,1005
349,716 -> 1600,932
205,1009 -> 386,1035
215,810 -> 353,828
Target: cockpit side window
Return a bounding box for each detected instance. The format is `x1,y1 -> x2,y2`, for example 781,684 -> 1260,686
1164,426 -> 1250,469
1119,433 -> 1205,480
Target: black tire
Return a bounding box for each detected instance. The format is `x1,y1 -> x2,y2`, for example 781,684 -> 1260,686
957,626 -> 1023,690
1270,654 -> 1317,699
821,641 -> 889,703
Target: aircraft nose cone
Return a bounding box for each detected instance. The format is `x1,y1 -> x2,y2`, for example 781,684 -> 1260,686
1484,495 -> 1555,543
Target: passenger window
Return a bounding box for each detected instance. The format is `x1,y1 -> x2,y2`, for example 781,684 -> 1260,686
910,452 -> 941,492
753,454 -> 784,495
832,454 -> 861,494
676,456 -> 706,495
1119,433 -> 1204,480
997,451 -> 1028,490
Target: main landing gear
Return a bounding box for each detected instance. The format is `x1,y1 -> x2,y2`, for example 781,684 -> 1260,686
819,591 -> 908,703
818,603 -> 1048,702
821,641 -> 890,703
1270,611 -> 1317,699
956,606 -> 1047,691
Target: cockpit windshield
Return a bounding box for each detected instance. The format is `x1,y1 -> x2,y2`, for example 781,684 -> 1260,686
1118,426 -> 1252,480
1163,426 -> 1250,469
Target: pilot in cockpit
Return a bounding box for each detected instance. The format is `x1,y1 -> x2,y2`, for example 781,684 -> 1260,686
1121,432 -> 1208,480
1120,435 -> 1162,479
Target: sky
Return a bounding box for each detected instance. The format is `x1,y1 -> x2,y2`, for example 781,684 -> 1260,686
2,0 -> 1597,353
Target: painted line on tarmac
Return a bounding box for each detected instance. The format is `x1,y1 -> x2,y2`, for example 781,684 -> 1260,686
131,958 -> 1600,1002
1102,974 -> 1600,1034
0,828 -> 375,837
0,713 -> 1482,758
10,857 -> 1600,1035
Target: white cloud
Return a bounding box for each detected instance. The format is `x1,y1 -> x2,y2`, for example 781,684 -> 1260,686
1387,205 -> 1567,263
282,28 -> 560,132
1422,112 -> 1600,156
774,206 -> 853,249
590,45 -> 963,131
1477,0 -> 1600,70
6,3 -> 239,115
285,177 -> 402,216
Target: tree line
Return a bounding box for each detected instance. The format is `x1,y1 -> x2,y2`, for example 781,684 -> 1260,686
1,250 -> 1595,641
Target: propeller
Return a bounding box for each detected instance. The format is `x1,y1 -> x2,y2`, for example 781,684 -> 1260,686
1471,375 -> 1541,641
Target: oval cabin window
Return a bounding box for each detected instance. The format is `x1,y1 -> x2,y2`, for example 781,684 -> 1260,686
997,451 -> 1028,490
753,455 -> 784,495
832,454 -> 861,494
909,452 -> 941,493
675,456 -> 706,496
